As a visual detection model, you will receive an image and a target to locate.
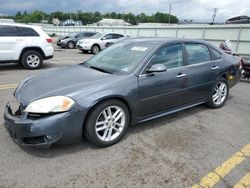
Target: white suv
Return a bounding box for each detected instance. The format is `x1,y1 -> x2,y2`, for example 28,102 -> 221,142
0,23 -> 54,69
76,32 -> 125,54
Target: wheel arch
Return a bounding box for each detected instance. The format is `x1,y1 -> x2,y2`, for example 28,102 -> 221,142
92,43 -> 101,50
19,47 -> 45,60
82,96 -> 133,133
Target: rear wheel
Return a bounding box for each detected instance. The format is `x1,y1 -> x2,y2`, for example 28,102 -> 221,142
67,41 -> 75,49
91,45 -> 100,54
84,99 -> 130,147
21,50 -> 43,70
207,78 -> 229,108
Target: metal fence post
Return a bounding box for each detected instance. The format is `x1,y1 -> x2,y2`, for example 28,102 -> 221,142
236,27 -> 242,53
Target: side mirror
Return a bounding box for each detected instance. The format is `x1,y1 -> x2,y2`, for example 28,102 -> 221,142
146,64 -> 166,74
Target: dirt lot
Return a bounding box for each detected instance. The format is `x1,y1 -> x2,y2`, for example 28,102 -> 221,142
0,44 -> 249,188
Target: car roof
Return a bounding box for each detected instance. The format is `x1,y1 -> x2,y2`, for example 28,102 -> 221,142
120,37 -> 211,45
0,22 -> 40,29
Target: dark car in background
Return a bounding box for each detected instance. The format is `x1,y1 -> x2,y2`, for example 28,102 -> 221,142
57,31 -> 97,49
4,38 -> 241,148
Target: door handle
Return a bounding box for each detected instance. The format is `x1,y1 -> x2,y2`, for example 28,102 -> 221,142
211,66 -> 219,70
176,73 -> 187,78
16,39 -> 23,42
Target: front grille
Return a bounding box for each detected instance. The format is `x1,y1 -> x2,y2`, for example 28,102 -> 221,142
23,136 -> 46,145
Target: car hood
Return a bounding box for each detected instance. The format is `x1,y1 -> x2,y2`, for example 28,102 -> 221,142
15,65 -> 117,105
79,39 -> 98,43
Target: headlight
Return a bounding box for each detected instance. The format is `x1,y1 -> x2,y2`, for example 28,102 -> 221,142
83,41 -> 90,44
25,96 -> 75,113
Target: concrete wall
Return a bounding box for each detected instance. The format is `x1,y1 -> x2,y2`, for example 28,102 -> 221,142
41,24 -> 250,58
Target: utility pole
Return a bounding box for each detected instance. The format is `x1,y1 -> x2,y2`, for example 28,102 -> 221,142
212,8 -> 218,24
168,3 -> 172,24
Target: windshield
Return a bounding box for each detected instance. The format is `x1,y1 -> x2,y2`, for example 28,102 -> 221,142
67,33 -> 77,37
91,33 -> 104,39
83,42 -> 155,75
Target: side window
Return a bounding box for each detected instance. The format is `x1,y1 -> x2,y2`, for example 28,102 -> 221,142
0,25 -> 18,36
210,48 -> 222,60
185,43 -> 211,64
102,34 -> 112,40
112,34 -> 124,39
17,27 -> 39,36
151,44 -> 184,69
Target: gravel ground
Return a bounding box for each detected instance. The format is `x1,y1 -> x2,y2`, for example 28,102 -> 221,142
0,43 -> 249,188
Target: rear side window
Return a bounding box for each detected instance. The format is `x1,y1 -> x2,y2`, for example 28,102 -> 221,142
0,25 -> 18,36
185,43 -> 211,64
151,44 -> 184,69
210,48 -> 222,60
17,27 -> 39,36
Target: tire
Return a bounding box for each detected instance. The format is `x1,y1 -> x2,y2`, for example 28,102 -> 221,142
206,78 -> 229,108
91,45 -> 100,54
67,41 -> 75,49
21,50 -> 43,70
84,99 -> 130,147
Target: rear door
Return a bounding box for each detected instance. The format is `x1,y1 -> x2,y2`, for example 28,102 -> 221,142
184,43 -> 221,103
0,25 -> 19,61
138,43 -> 190,118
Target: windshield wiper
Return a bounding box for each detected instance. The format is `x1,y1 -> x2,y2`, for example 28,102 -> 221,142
89,66 -> 113,74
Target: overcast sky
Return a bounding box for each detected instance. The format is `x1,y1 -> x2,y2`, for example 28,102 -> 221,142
1,0 -> 250,21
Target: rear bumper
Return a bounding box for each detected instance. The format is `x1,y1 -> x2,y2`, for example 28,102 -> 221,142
228,67 -> 242,88
4,103 -> 84,148
43,46 -> 54,57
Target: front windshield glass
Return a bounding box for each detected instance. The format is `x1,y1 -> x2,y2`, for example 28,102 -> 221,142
68,33 -> 77,37
83,42 -> 155,75
91,33 -> 104,39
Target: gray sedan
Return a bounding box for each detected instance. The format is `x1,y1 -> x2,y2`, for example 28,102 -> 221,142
57,32 -> 97,49
4,38 -> 241,148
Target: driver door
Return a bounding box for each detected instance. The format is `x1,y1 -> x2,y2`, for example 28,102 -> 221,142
138,43 -> 190,118
99,34 -> 113,49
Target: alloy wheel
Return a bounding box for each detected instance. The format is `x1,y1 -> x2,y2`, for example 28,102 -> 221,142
95,105 -> 126,142
212,81 -> 228,105
26,54 -> 40,68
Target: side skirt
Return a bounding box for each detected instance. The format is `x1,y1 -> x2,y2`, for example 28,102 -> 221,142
137,101 -> 206,124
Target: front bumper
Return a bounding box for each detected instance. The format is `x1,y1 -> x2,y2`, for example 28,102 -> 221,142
4,103 -> 84,148
76,43 -> 91,51
57,41 -> 67,47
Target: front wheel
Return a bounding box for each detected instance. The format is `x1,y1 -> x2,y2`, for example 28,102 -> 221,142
91,45 -> 100,54
67,41 -> 75,49
207,78 -> 229,108
84,100 -> 130,147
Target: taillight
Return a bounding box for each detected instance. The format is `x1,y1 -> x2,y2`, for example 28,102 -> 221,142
46,38 -> 53,43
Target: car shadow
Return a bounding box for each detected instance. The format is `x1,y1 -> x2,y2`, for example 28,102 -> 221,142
22,139 -> 95,158
0,61 -> 58,72
22,104 -> 211,158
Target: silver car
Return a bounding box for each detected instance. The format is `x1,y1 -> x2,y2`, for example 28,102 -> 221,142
57,32 -> 97,49
76,32 -> 126,54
